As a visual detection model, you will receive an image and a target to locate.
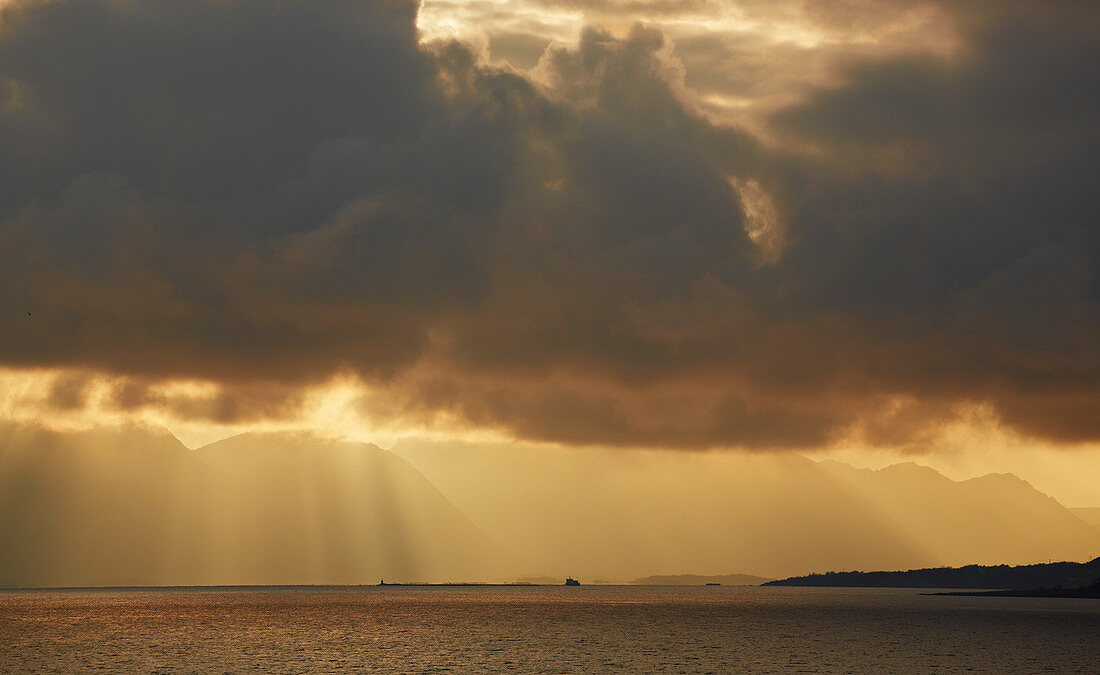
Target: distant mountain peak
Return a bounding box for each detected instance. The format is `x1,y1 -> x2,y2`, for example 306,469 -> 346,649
877,461 -> 947,478
964,472 -> 1029,485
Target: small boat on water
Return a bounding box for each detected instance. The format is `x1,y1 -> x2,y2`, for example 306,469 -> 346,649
565,578 -> 580,586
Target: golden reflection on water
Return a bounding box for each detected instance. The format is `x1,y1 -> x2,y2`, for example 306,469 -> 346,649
1,586 -> 1097,672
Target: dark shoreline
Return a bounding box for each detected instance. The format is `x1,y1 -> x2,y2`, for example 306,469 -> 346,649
929,586 -> 1100,598
765,557 -> 1100,591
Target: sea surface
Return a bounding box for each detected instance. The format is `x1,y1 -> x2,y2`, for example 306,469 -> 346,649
1,585 -> 1098,673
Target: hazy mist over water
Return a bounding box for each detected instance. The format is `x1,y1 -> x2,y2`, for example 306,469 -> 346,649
2,586 -> 1098,673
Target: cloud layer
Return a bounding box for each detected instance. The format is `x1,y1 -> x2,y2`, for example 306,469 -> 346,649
1,0 -> 1097,448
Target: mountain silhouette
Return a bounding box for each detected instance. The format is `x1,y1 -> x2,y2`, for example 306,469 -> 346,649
392,439 -> 1100,579
817,461 -> 1099,569
0,424 -> 501,587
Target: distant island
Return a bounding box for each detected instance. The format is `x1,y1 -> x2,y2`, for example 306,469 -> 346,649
765,557 -> 1100,591
632,574 -> 773,586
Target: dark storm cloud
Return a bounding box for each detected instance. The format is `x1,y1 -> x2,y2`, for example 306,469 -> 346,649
763,0 -> 1100,441
0,0 -> 498,382
1,0 -> 1098,445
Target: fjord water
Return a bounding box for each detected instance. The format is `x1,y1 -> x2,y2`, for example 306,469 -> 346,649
2,586 -> 1097,673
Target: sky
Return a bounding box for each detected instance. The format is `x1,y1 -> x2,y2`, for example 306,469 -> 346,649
1,0 -> 1099,504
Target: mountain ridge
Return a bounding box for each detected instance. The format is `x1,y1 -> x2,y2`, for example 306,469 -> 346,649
0,423 -> 503,587
391,438 -> 1100,578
